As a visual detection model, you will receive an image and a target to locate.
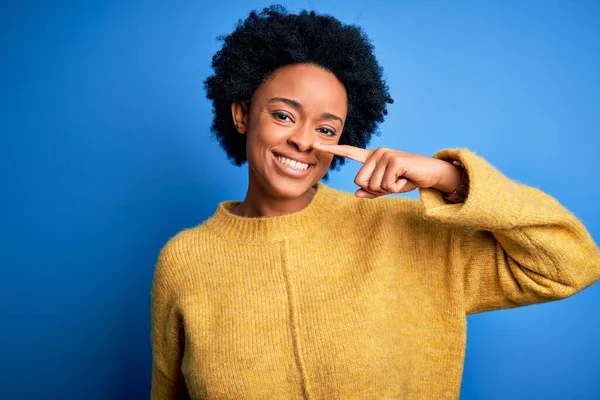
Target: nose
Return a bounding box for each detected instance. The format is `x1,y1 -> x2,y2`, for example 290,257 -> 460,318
287,123 -> 313,152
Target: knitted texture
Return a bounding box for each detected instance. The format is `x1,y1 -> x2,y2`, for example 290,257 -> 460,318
151,148 -> 600,399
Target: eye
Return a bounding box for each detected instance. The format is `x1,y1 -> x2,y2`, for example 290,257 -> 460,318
272,111 -> 293,122
317,127 -> 336,137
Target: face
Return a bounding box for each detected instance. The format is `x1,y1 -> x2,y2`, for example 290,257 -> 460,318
231,63 -> 348,199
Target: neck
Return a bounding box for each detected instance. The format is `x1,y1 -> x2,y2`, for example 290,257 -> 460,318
232,176 -> 317,218
204,181 -> 341,244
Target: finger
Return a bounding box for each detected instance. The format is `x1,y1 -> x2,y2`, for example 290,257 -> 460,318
312,143 -> 371,164
355,188 -> 382,199
397,180 -> 417,193
392,178 -> 408,193
368,154 -> 391,193
354,149 -> 384,191
381,160 -> 404,192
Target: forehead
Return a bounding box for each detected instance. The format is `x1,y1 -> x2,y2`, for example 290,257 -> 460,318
253,64 -> 348,115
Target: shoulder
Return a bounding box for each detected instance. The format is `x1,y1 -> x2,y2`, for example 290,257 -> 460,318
333,188 -> 426,224
152,223 -> 218,289
328,188 -> 455,243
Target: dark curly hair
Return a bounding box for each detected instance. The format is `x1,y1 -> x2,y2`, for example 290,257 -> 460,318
204,4 -> 393,176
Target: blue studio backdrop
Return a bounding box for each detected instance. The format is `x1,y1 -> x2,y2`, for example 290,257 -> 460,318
1,1 -> 599,399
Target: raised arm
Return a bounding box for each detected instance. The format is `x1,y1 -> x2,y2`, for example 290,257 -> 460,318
419,148 -> 600,314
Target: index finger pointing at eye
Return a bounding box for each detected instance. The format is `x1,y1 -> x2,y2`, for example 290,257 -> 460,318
312,143 -> 370,164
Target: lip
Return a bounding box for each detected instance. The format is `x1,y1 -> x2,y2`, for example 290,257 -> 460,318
272,153 -> 314,178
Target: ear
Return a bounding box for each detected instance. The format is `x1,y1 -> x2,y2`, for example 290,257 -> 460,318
231,100 -> 249,134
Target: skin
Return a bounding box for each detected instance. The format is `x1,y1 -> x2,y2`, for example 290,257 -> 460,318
230,63 -> 347,217
229,63 -> 465,217
312,144 -> 465,199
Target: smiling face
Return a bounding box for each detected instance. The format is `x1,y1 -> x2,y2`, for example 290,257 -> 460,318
231,63 -> 348,200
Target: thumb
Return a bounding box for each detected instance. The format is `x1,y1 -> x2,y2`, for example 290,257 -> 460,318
387,178 -> 408,193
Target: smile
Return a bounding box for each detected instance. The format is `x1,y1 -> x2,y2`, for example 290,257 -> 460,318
272,153 -> 315,178
275,155 -> 311,171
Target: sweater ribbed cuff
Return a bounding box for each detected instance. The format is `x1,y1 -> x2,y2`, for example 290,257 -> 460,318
418,148 -> 523,230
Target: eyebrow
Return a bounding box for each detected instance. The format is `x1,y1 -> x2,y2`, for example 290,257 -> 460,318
268,97 -> 344,125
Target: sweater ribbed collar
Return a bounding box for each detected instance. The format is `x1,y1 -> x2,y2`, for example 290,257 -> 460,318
203,182 -> 342,243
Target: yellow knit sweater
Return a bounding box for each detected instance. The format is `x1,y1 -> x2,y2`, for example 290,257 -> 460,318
150,148 -> 600,399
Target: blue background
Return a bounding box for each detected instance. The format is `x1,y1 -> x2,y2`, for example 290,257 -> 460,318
1,1 -> 599,399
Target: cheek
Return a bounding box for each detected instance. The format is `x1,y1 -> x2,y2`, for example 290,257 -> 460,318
244,125 -> 286,168
317,153 -> 335,169
244,125 -> 270,155
247,117 -> 286,147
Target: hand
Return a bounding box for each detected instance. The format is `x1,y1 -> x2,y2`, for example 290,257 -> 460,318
312,143 -> 463,198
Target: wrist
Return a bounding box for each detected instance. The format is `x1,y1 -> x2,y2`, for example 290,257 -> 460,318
438,160 -> 469,203
433,160 -> 463,193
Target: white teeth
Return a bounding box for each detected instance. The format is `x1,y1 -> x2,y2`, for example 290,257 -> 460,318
276,156 -> 310,171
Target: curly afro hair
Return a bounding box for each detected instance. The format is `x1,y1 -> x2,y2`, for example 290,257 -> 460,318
204,4 -> 393,175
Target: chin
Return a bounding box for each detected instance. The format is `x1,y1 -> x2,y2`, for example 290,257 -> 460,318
267,176 -> 317,199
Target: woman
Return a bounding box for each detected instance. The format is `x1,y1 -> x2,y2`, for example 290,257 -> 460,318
151,6 -> 600,399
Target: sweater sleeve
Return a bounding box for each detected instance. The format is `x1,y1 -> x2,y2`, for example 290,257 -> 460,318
418,148 -> 600,315
150,245 -> 189,399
